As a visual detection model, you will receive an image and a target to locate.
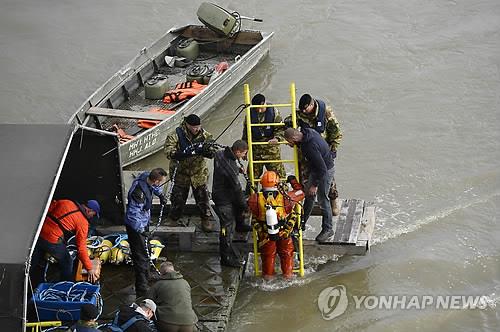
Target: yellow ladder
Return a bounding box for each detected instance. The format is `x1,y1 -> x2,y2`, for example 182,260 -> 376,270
243,82 -> 305,277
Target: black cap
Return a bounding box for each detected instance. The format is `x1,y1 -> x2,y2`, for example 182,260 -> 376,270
80,303 -> 99,321
185,114 -> 201,126
251,93 -> 266,105
298,94 -> 313,110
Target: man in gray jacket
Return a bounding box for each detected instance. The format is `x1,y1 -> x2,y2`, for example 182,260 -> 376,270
147,262 -> 198,332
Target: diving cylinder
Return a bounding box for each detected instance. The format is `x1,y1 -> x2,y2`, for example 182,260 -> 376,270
265,205 -> 279,236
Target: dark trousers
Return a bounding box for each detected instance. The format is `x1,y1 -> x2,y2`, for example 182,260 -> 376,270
169,184 -> 211,221
213,203 -> 243,259
126,225 -> 149,295
30,237 -> 74,287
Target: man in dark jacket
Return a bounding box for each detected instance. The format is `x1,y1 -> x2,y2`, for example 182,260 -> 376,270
148,262 -> 198,332
125,168 -> 168,298
284,127 -> 336,242
104,299 -> 157,332
212,140 -> 251,267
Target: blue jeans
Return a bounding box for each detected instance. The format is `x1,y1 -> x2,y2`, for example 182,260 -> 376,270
303,166 -> 336,232
30,237 -> 74,286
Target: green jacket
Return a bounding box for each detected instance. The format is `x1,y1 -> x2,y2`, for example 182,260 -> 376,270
164,121 -> 213,187
148,271 -> 198,325
296,100 -> 342,151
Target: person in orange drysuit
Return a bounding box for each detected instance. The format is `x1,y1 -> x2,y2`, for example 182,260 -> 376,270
247,171 -> 305,280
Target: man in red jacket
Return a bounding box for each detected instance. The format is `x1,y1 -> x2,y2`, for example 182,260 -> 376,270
30,199 -> 101,286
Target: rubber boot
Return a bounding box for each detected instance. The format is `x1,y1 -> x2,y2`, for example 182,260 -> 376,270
261,241 -> 277,279
332,198 -> 339,217
329,182 -> 339,216
220,231 -> 240,268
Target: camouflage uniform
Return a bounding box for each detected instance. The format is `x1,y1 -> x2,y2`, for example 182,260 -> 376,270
242,107 -> 286,179
290,99 -> 342,200
164,121 -> 214,225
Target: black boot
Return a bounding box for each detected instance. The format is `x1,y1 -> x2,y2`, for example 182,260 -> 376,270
219,228 -> 241,267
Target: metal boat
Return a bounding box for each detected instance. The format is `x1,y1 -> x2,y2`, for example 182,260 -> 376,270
71,23 -> 273,166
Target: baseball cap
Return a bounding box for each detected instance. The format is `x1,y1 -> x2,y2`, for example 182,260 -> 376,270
141,299 -> 157,319
86,200 -> 101,219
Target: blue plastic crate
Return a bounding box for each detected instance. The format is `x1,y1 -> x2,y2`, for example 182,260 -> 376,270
32,282 -> 100,321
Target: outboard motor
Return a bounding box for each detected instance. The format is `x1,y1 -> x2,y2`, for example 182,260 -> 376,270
197,2 -> 263,37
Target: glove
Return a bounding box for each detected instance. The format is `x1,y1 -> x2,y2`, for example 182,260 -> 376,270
158,194 -> 167,206
171,151 -> 188,160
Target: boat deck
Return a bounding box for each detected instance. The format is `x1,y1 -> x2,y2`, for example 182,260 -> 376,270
99,52 -> 238,137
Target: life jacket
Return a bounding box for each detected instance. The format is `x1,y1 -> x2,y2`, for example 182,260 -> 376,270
250,107 -> 276,140
137,107 -> 175,129
162,81 -> 207,104
128,172 -> 154,211
176,126 -> 205,155
313,99 -> 327,133
44,200 -> 85,243
111,124 -> 134,143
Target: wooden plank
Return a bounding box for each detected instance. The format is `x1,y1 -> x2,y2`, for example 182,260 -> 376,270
347,200 -> 365,244
357,204 -> 376,243
340,199 -> 357,243
87,106 -> 171,120
333,199 -> 350,243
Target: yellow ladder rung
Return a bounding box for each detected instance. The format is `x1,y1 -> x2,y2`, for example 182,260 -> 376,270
252,159 -> 295,164
248,103 -> 292,109
250,122 -> 285,127
252,141 -> 289,145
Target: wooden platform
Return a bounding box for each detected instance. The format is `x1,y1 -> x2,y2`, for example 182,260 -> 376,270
302,199 -> 376,256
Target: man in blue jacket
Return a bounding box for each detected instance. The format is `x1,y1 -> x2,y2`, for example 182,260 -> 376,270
284,128 -> 336,243
125,168 -> 168,298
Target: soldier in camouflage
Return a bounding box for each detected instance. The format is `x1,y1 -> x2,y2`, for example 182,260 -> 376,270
296,93 -> 342,215
242,94 -> 286,180
164,114 -> 216,232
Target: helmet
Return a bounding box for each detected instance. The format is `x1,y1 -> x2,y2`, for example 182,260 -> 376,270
260,171 -> 280,190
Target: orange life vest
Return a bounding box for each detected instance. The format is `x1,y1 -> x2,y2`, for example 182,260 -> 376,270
137,107 -> 176,129
162,81 -> 207,104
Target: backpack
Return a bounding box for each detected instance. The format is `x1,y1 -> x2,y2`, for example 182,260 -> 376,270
100,312 -> 148,332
